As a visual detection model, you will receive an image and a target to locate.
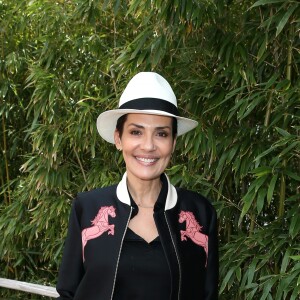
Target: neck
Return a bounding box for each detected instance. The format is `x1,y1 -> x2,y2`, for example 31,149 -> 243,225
126,175 -> 162,208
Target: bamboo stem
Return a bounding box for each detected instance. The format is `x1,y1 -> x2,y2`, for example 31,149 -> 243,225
278,171 -> 286,218
264,93 -> 272,127
74,147 -> 87,184
111,15 -> 118,97
278,26 -> 293,218
1,29 -> 10,205
0,167 -> 7,204
249,211 -> 255,235
227,221 -> 231,242
278,171 -> 287,217
2,114 -> 11,205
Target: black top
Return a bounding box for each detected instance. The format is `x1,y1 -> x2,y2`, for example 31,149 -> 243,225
113,228 -> 171,299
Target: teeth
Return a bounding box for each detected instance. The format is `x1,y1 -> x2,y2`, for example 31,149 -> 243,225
136,157 -> 157,163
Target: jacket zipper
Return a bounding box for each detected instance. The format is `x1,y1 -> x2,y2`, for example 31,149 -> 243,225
164,212 -> 181,300
110,207 -> 133,300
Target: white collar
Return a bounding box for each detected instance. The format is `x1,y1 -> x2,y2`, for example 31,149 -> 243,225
116,172 -> 177,211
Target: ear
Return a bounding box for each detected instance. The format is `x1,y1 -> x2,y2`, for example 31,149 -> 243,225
114,130 -> 122,151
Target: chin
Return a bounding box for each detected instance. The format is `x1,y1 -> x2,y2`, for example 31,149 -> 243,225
129,169 -> 163,182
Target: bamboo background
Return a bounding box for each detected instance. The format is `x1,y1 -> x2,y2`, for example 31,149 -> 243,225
0,0 -> 299,299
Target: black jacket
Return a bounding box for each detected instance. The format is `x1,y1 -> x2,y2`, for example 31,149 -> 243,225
56,173 -> 218,300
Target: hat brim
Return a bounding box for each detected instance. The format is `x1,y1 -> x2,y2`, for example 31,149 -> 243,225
96,109 -> 198,144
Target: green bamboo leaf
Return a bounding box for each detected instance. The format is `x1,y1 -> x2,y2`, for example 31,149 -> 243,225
215,152 -> 228,181
225,43 -> 233,66
129,30 -> 152,60
289,214 -> 300,238
219,267 -> 235,293
276,4 -> 298,37
125,1 -> 143,17
279,141 -> 299,157
267,174 -> 278,204
137,50 -> 148,67
251,0 -> 285,8
242,96 -> 265,120
265,73 -> 280,89
237,44 -> 247,62
254,147 -> 276,161
275,127 -> 291,137
192,131 -> 202,156
229,98 -> 247,115
226,144 -> 239,164
218,34 -> 232,59
239,190 -> 256,224
290,255 -> 300,261
257,187 -> 267,214
280,247 -> 291,273
236,100 -> 248,120
260,277 -> 277,300
235,266 -> 242,282
290,284 -> 300,300
247,258 -> 259,284
251,166 -> 272,177
275,79 -> 291,90
151,36 -> 164,68
247,286 -> 259,300
113,0 -> 121,14
204,85 -> 247,113
255,176 -> 268,193
279,273 -> 299,300
257,35 -> 268,62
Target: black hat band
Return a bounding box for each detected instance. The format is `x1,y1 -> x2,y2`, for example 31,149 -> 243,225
119,98 -> 179,116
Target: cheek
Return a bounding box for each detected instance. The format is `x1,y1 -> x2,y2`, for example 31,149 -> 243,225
122,139 -> 138,152
163,142 -> 175,156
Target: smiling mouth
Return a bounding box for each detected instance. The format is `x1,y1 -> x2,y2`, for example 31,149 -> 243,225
136,157 -> 159,164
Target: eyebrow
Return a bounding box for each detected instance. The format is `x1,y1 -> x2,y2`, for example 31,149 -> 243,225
128,123 -> 171,130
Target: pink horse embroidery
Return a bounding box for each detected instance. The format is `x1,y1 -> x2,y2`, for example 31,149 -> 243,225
82,206 -> 116,261
179,211 -> 208,266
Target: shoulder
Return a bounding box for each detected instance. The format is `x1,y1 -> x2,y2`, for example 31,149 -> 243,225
77,184 -> 117,199
73,184 -> 118,209
174,187 -> 218,233
69,184 -> 119,227
176,187 -> 216,214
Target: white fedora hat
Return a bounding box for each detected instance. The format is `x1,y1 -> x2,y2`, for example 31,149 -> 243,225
96,72 -> 198,143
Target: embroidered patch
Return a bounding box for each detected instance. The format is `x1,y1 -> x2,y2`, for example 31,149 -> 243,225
82,205 -> 116,261
179,210 -> 208,266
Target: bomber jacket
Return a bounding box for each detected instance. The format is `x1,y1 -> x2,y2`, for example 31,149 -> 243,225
56,173 -> 219,300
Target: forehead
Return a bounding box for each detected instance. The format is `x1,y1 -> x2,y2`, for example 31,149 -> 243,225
125,113 -> 173,127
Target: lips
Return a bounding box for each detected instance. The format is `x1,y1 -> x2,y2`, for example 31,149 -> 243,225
135,156 -> 159,164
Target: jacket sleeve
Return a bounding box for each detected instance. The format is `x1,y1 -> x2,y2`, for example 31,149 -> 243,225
205,206 -> 219,299
56,198 -> 84,299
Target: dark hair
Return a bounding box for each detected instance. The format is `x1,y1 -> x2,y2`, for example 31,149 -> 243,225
116,114 -> 177,140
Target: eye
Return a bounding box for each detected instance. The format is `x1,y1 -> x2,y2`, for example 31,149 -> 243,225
157,131 -> 169,137
130,130 -> 142,136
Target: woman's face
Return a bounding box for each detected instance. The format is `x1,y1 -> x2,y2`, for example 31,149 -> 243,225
114,113 -> 176,184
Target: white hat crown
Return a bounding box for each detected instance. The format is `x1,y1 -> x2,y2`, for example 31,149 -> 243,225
119,72 -> 177,107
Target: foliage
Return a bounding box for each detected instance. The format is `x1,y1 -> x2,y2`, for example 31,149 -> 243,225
0,0 -> 299,299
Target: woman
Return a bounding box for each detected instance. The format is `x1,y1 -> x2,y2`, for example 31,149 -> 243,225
56,72 -> 218,300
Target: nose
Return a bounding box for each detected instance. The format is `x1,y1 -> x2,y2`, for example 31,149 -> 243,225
141,133 -> 156,151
